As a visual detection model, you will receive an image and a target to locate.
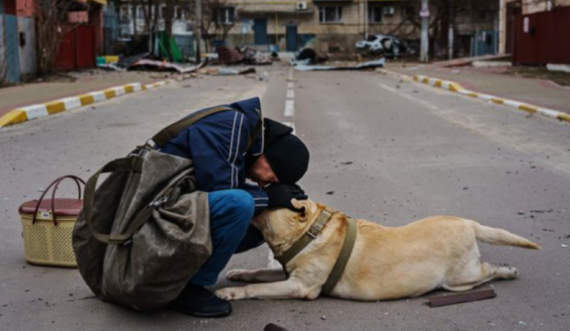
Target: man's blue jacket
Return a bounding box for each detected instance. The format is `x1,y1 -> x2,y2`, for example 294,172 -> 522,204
161,97 -> 269,215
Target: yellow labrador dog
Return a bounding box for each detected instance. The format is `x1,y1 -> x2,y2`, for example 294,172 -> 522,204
216,199 -> 539,301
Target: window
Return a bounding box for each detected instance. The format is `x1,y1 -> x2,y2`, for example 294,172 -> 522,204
136,6 -> 144,19
214,7 -> 236,25
119,5 -> 130,20
401,5 -> 415,19
369,6 -> 383,23
319,6 -> 343,24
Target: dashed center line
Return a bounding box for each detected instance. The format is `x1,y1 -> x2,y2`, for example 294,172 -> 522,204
284,100 -> 295,117
267,68 -> 299,269
284,68 -> 296,117
286,89 -> 295,99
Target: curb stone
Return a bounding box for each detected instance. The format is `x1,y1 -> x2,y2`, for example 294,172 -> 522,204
0,80 -> 171,128
376,69 -> 570,124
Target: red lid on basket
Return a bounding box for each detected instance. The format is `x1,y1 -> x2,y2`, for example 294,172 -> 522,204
19,198 -> 83,216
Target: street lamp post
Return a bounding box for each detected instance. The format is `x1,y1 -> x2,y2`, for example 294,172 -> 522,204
420,0 -> 429,62
195,0 -> 202,63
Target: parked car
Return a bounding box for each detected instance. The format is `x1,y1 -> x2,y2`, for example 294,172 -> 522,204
356,34 -> 416,58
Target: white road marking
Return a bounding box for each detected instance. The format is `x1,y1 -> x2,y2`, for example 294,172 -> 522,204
284,99 -> 295,117
269,68 -> 297,268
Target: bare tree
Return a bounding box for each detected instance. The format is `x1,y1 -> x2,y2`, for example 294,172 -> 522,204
195,0 -> 235,52
33,0 -> 92,76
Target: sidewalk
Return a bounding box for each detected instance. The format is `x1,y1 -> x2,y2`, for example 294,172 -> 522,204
0,71 -> 163,118
386,62 -> 570,115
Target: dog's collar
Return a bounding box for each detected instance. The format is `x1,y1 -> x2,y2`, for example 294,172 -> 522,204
274,208 -> 358,296
275,209 -> 333,267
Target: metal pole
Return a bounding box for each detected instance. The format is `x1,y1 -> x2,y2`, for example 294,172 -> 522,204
195,0 -> 202,63
448,0 -> 453,60
364,0 -> 369,39
420,0 -> 429,62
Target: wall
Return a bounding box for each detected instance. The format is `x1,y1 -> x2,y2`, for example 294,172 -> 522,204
223,0 -> 497,54
513,6 -> 570,65
500,0 -> 570,53
0,14 -> 21,84
17,16 -> 36,78
16,0 -> 34,17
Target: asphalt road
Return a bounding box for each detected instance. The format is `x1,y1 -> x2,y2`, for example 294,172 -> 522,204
1,61 -> 569,331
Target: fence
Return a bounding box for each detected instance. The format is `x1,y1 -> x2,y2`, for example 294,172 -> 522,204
0,14 -> 37,85
0,14 -> 20,84
514,6 -> 570,65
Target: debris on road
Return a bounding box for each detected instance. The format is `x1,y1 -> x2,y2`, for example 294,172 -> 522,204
290,48 -> 328,66
129,59 -> 205,74
216,46 -> 274,65
200,67 -> 256,76
428,289 -> 497,307
293,58 -> 386,71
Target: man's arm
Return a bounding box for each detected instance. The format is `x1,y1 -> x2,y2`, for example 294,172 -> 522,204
178,110 -> 268,215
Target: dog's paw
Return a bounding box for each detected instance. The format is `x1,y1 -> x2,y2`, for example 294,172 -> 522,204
509,267 -> 520,279
226,269 -> 253,282
216,287 -> 246,301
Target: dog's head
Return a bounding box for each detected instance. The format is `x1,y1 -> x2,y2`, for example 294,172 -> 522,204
252,199 -> 321,255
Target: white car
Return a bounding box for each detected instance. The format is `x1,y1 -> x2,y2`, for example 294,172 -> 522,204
356,34 -> 410,58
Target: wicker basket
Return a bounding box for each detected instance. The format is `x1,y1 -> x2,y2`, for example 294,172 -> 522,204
19,176 -> 85,268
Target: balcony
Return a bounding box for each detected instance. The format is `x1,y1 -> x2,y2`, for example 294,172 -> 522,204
238,3 -> 315,15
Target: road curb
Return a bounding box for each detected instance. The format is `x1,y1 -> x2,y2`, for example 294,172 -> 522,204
0,80 -> 171,128
412,74 -> 570,124
378,69 -> 569,124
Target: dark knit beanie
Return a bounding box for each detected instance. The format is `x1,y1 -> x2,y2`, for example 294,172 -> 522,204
263,118 -> 310,184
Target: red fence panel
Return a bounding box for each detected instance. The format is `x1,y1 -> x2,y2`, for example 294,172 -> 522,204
551,7 -> 570,64
75,25 -> 95,69
514,6 -> 570,65
55,25 -> 95,71
55,30 -> 77,71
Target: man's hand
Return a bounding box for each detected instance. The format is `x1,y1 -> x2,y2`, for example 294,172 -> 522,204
264,184 -> 308,211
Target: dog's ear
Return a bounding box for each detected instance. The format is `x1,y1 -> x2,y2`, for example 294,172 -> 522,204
291,198 -> 310,212
291,199 -> 310,222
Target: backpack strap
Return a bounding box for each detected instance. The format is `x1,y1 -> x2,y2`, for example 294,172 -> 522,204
150,106 -> 235,149
150,106 -> 262,154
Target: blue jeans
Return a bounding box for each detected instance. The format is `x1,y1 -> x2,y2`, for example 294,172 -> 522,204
190,189 -> 265,286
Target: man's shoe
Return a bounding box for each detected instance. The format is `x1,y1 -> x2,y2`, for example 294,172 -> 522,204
167,284 -> 232,318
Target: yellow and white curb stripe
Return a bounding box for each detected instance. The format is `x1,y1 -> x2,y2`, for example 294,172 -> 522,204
411,74 -> 570,124
0,80 -> 171,128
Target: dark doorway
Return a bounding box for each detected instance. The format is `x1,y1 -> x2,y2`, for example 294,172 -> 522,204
253,19 -> 267,45
286,24 -> 298,52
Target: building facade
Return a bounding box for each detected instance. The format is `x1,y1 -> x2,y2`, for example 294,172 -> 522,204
111,0 -> 500,58
224,0 -> 499,56
0,0 -> 36,84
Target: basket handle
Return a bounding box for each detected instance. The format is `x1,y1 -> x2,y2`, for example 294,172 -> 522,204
32,175 -> 86,226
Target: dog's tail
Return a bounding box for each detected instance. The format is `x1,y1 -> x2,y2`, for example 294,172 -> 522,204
469,220 -> 541,250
